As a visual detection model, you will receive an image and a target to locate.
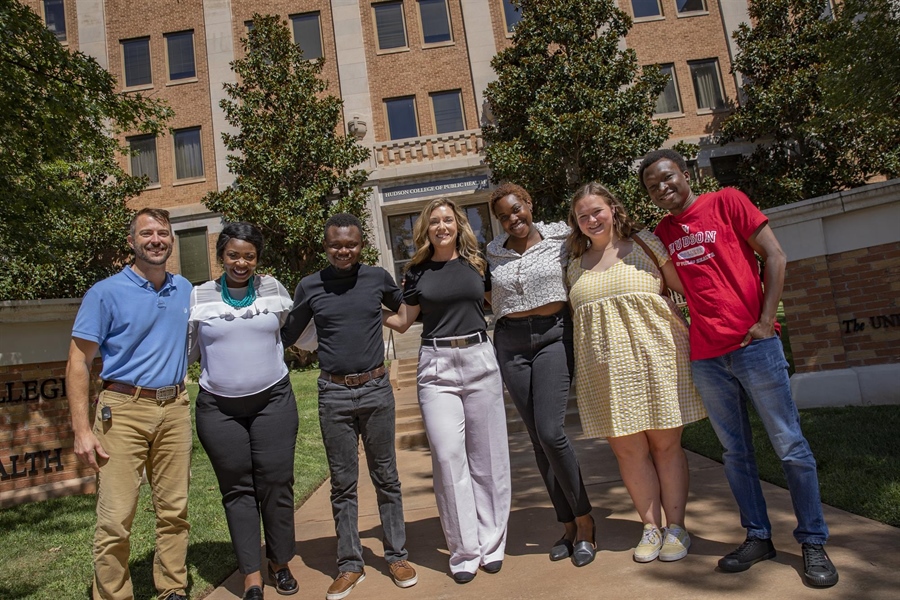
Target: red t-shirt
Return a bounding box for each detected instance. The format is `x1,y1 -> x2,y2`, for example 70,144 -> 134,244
654,188 -> 777,360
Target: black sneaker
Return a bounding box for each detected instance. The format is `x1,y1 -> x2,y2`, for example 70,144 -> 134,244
802,543 -> 839,587
718,537 -> 777,572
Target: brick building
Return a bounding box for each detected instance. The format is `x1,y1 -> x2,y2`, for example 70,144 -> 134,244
23,0 -> 754,282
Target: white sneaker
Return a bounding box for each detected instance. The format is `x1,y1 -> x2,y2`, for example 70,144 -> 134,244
659,524 -> 691,562
633,523 -> 663,562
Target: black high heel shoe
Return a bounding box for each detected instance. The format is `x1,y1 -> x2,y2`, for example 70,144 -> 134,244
268,563 -> 299,595
571,517 -> 597,567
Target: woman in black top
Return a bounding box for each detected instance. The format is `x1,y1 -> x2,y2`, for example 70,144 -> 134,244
384,198 -> 511,584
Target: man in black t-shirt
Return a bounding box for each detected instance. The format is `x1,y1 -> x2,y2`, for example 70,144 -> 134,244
282,214 -> 416,600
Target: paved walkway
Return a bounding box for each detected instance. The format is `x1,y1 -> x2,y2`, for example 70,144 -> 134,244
205,383 -> 900,600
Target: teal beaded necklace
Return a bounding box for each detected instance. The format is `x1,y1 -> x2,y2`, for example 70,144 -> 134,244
220,274 -> 256,308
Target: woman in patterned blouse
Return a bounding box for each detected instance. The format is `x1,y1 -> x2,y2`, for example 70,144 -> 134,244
487,183 -> 596,567
566,182 -> 705,564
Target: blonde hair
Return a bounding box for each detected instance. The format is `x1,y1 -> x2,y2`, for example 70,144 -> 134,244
408,198 -> 486,275
565,182 -> 641,258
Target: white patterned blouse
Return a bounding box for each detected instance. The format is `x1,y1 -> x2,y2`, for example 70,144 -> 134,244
486,220 -> 570,320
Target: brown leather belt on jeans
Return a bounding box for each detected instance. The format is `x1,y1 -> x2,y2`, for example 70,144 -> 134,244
102,381 -> 186,403
320,365 -> 386,387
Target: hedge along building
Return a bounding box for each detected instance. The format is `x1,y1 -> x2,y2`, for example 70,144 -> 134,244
21,0 -> 753,285
764,179 -> 900,408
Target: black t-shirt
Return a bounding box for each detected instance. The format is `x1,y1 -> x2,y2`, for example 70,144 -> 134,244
403,258 -> 491,339
281,264 -> 402,375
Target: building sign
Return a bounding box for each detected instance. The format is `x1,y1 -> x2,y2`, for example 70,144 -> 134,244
1,378 -> 67,403
842,313 -> 900,333
382,175 -> 490,203
0,449 -> 64,480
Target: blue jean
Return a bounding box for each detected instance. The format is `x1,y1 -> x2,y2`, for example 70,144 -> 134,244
691,336 -> 828,545
317,373 -> 408,572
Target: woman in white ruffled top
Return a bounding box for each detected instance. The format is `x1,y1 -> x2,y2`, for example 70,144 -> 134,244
188,222 -> 299,600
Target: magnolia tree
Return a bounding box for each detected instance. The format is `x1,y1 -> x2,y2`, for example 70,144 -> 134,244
482,0 -> 671,223
0,0 -> 172,300
720,0 -> 899,208
203,14 -> 373,291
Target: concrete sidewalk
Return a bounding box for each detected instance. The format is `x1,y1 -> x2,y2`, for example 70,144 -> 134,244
205,384 -> 900,600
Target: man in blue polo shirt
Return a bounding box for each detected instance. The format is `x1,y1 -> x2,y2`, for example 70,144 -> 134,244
67,208 -> 192,600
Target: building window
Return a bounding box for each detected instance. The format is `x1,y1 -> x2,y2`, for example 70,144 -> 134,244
122,38 -> 152,88
128,135 -> 159,185
385,96 -> 419,140
431,90 -> 465,133
291,12 -> 323,60
654,64 -> 682,115
43,0 -> 66,42
177,229 -> 210,285
173,127 -> 204,180
374,2 -> 408,51
631,0 -> 662,19
419,0 -> 452,44
165,31 -> 196,81
677,0 -> 707,13
689,59 -> 725,110
711,155 -> 742,187
388,212 -> 419,283
501,0 -> 521,33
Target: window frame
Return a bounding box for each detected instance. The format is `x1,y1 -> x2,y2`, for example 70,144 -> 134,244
290,11 -> 324,60
417,0 -> 454,47
688,58 -> 726,112
127,134 -> 160,188
429,90 -> 465,134
631,0 -> 664,21
501,0 -> 522,36
384,96 -> 420,141
42,0 -> 67,43
172,127 -> 205,183
373,1 -> 409,54
653,63 -> 683,117
164,30 -> 197,84
675,0 -> 709,16
120,36 -> 153,90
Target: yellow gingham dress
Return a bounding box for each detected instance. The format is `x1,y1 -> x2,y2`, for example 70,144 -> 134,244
566,230 -> 705,439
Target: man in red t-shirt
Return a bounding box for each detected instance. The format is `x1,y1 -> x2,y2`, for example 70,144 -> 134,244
639,149 -> 838,588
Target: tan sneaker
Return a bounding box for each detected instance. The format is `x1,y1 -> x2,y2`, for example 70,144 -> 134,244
325,570 -> 365,600
388,560 -> 418,588
633,524 -> 664,563
659,524 -> 692,562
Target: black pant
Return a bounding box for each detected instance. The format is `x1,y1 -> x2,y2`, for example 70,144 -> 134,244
196,374 -> 299,573
494,310 -> 592,523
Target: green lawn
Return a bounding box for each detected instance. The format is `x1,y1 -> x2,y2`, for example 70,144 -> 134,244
0,370 -> 328,600
682,404 -> 900,528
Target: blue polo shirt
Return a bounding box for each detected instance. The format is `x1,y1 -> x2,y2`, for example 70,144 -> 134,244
72,266 -> 191,388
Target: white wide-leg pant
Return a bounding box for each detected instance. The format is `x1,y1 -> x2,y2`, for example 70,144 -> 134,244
417,339 -> 511,575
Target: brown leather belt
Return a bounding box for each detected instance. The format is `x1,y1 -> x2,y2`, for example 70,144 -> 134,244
320,366 -> 386,388
102,381 -> 186,403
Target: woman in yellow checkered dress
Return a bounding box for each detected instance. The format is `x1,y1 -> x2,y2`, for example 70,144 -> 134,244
565,182 -> 705,564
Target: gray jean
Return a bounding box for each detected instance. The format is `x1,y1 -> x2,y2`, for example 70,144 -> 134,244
317,373 -> 408,572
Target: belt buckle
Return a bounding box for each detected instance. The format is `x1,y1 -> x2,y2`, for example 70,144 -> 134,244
344,374 -> 361,387
450,338 -> 463,348
155,386 -> 178,403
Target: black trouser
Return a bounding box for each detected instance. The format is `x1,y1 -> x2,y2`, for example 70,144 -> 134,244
494,310 -> 592,523
196,374 -> 299,573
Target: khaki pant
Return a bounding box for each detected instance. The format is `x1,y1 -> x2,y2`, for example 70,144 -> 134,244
92,388 -> 192,600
